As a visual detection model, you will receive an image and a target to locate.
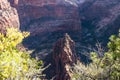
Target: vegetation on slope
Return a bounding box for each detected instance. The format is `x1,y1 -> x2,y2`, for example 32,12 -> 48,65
73,30 -> 120,80
0,28 -> 119,80
0,28 -> 42,80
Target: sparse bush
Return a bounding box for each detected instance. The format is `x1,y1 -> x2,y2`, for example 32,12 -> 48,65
73,30 -> 120,80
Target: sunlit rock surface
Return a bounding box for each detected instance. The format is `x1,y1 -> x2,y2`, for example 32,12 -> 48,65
0,0 -> 19,33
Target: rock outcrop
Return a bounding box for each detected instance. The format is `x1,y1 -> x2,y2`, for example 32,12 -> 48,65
0,0 -> 19,33
52,33 -> 77,80
43,33 -> 77,80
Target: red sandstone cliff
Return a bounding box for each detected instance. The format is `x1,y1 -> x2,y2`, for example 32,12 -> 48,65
7,0 -> 120,57
18,0 -> 81,33
9,0 -> 81,31
0,0 -> 19,33
8,0 -> 81,49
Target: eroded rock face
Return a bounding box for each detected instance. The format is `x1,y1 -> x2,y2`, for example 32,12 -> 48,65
79,0 -> 120,44
9,0 -> 81,32
7,0 -> 120,59
9,0 -> 81,50
8,0 -> 120,49
0,0 -> 19,33
53,33 -> 77,80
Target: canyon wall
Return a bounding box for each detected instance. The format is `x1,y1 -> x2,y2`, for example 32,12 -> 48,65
79,0 -> 120,44
7,0 -> 120,55
7,0 -> 120,48
0,0 -> 19,33
2,0 -> 120,79
9,0 -> 81,49
6,0 -> 120,61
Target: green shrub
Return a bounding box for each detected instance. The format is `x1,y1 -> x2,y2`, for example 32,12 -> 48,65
0,28 -> 42,80
73,30 -> 120,80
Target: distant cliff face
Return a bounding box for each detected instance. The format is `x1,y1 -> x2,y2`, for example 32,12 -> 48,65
0,0 -> 19,33
8,0 -> 120,49
16,0 -> 81,32
9,0 -> 81,49
79,0 -> 120,44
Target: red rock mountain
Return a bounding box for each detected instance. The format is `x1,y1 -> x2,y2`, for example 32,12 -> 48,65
8,0 -> 81,49
7,0 -> 120,47
1,0 -> 120,79
9,0 -> 81,32
3,0 -> 118,54
6,0 -> 120,59
5,0 -> 120,52
0,0 -> 19,33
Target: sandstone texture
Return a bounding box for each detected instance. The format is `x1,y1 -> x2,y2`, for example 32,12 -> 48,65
7,0 -> 120,49
0,0 -> 19,33
4,0 -> 120,58
6,0 -> 120,62
43,33 -> 77,80
9,0 -> 81,49
53,33 -> 77,80
3,0 -> 120,79
10,0 -> 81,33
7,0 -> 120,58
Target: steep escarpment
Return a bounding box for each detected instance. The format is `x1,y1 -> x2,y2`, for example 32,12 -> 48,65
0,0 -> 19,33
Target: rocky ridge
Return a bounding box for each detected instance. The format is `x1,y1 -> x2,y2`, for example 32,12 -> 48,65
43,33 -> 77,80
53,33 -> 77,80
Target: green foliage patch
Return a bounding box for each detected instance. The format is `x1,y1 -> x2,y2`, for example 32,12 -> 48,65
0,28 -> 42,80
73,30 -> 120,80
